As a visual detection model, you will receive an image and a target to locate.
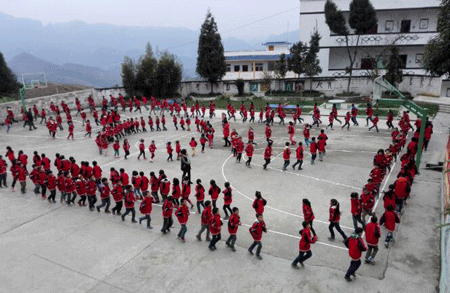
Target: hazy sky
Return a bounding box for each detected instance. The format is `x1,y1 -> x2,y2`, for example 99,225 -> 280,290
1,0 -> 300,39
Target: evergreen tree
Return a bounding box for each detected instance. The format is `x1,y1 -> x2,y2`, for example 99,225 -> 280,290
196,10 -> 227,93
304,30 -> 322,91
424,0 -> 450,76
154,51 -> 183,99
235,78 -> 245,96
121,56 -> 137,97
0,52 -> 20,98
288,41 -> 308,78
274,53 -> 288,91
325,0 -> 377,93
135,43 -> 158,97
384,46 -> 404,86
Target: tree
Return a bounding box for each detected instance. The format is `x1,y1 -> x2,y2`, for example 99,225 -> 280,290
288,41 -> 308,78
324,0 -> 377,92
262,71 -> 272,92
304,30 -> 323,91
121,56 -> 137,97
0,52 -> 20,98
274,53 -> 288,91
384,46 -> 404,86
154,51 -> 183,99
235,78 -> 245,96
135,43 -> 157,97
196,10 -> 227,94
424,0 -> 450,76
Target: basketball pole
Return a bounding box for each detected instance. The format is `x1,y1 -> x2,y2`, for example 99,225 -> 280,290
19,87 -> 27,111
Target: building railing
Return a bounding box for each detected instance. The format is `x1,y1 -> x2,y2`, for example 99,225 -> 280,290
324,32 -> 437,47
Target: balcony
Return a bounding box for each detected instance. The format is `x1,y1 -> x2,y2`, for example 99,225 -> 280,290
325,32 -> 437,48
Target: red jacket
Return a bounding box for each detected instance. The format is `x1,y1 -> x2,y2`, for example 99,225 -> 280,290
310,142 -> 317,154
365,222 -> 381,246
209,214 -> 222,235
329,206 -> 340,223
249,220 -> 266,241
380,210 -> 400,232
47,174 -> 57,190
283,147 -> 291,160
223,187 -> 233,205
296,145 -> 304,160
264,146 -> 272,159
201,206 -> 212,225
302,204 -> 314,222
245,144 -> 254,157
345,235 -> 367,261
195,184 -> 205,201
350,198 -> 362,216
18,167 -> 28,182
252,198 -> 267,215
383,191 -> 396,210
124,191 -> 136,208
361,192 -> 374,210
100,184 -> 110,199
175,205 -> 189,224
394,177 -> 410,199
299,227 -> 317,252
162,199 -> 174,218
112,185 -> 123,202
140,197 -> 153,215
209,185 -> 220,200
228,213 -> 241,235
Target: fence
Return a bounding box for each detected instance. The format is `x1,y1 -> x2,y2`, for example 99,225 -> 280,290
441,136 -> 450,293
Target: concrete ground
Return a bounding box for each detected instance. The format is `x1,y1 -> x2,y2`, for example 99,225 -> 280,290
0,107 -> 444,293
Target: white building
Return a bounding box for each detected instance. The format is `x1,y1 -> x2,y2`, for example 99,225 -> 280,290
300,0 -> 448,97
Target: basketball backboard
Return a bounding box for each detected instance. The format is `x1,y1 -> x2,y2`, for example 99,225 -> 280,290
22,72 -> 48,90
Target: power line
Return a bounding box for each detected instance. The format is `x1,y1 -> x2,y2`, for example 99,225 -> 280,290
167,6 -> 300,50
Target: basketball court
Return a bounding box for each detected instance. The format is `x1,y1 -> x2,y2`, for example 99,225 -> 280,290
0,105 -> 442,292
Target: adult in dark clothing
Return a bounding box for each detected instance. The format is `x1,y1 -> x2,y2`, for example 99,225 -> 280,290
180,149 -> 191,183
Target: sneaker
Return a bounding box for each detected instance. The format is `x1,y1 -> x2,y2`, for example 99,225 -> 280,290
121,215 -> 125,221
139,218 -> 143,225
208,246 -> 215,251
248,249 -> 254,255
231,246 -> 236,252
97,207 -> 100,212
291,264 -> 299,269
132,220 -> 137,223
148,226 -> 153,229
196,235 -> 202,241
105,210 -> 111,214
364,258 -> 371,264
328,237 -> 335,241
256,255 -> 263,260
206,237 -> 211,242
344,276 -> 352,282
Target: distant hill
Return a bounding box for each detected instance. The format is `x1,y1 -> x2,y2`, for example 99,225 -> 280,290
8,53 -> 121,87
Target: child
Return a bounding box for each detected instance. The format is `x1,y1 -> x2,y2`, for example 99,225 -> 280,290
176,198 -> 190,243
189,137 -> 197,157
200,134 -> 207,153
245,141 -> 254,168
150,172 -> 160,203
123,139 -> 130,160
132,171 -> 142,199
282,142 -> 291,171
303,124 -> 311,146
380,204 -> 400,248
344,227 -> 367,281
166,142 -> 173,162
137,139 -> 146,160
302,199 -> 316,236
139,191 -> 153,229
160,175 -> 171,202
97,178 -> 111,213
195,179 -> 205,214
248,214 -> 267,260
292,221 -> 317,268
252,191 -> 267,216
350,192 -> 364,230
225,207 -> 241,251
121,187 -> 137,223
113,140 -> 120,157
149,140 -> 157,162
310,137 -> 317,164
342,112 -> 351,130
196,200 -> 212,241
175,141 -> 182,160
292,142 -> 304,170
328,199 -> 347,241
111,181 -> 123,215
383,184 -> 396,211
181,176 -> 194,209
236,137 -> 244,163
262,140 -> 273,170
326,112 -> 334,130
171,178 -> 181,206
208,179 -> 221,208
222,182 -> 233,219
161,196 -> 174,234
67,123 -> 74,140
364,216 -> 381,265
369,114 -> 379,132
317,136 -> 326,162
208,207 -> 223,251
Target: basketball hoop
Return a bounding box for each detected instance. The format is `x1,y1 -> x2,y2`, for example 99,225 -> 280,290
22,72 -> 48,90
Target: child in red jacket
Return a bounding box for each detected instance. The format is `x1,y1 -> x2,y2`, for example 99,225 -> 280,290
176,198 -> 190,243
310,137 -> 318,164
380,204 -> 400,248
161,196 -> 174,234
67,123 -> 74,140
166,142 -> 173,162
344,227 -> 367,281
364,216 -> 381,264
121,186 -> 137,223
208,179 -> 221,208
148,140 -> 156,162
350,192 -> 364,230
189,137 -> 197,157
328,199 -> 347,241
292,221 -> 317,268
137,139 -> 146,160
175,141 -> 182,160
302,198 -> 316,235
139,191 -> 153,229
208,207 -> 223,251
226,207 -> 241,251
113,140 -> 120,157
200,134 -> 207,153
369,114 -> 379,132
196,200 -> 212,241
252,191 -> 267,216
195,179 -> 205,214
222,182 -> 233,219
248,214 -> 267,260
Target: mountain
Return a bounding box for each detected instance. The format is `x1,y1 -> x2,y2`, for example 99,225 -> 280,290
8,53 -> 121,87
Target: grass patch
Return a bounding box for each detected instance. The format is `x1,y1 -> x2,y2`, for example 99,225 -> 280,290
414,102 -> 440,117
0,96 -> 17,104
373,109 -> 399,117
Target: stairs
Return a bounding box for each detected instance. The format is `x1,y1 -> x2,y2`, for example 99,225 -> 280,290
439,104 -> 450,114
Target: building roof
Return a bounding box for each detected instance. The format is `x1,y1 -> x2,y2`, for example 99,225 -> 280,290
225,54 -> 290,61
262,41 -> 291,46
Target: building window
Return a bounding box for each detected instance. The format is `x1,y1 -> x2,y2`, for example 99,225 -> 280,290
419,19 -> 429,30
226,64 -> 231,72
399,55 -> 407,68
385,20 -> 394,32
255,63 -> 263,71
415,53 -> 424,63
400,20 -> 411,33
242,65 -> 249,72
361,58 -> 374,69
234,65 -> 240,72
268,45 -> 274,51
268,61 -> 276,71
447,88 -> 450,97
